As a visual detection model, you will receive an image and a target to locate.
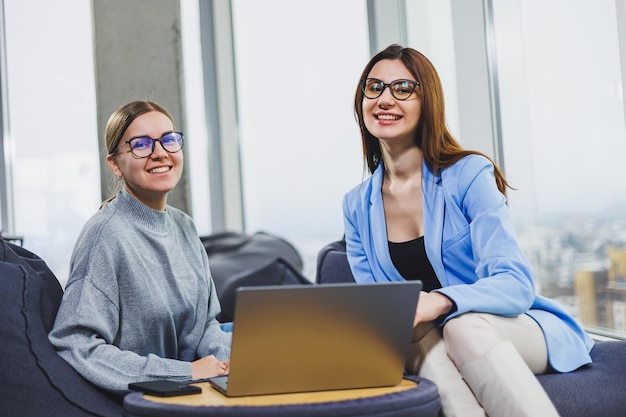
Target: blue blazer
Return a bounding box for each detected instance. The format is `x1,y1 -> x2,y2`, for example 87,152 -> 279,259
342,155 -> 594,372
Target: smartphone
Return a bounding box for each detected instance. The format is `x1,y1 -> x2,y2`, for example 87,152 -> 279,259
128,380 -> 202,397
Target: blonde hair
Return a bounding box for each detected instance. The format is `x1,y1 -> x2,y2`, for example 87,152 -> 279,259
100,101 -> 175,208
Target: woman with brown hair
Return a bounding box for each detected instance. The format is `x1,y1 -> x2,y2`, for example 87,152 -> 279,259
343,44 -> 593,416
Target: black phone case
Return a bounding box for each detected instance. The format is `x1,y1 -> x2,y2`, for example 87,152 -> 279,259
128,380 -> 202,397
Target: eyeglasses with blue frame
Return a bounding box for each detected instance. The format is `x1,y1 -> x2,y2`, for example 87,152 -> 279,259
109,131 -> 184,159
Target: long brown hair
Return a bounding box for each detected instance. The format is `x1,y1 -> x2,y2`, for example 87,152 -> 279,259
354,44 -> 509,194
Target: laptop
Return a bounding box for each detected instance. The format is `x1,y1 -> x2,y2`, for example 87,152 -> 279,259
208,280 -> 422,397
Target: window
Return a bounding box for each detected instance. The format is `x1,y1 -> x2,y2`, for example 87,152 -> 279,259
231,0 -> 370,278
3,0 -> 99,286
493,0 -> 626,337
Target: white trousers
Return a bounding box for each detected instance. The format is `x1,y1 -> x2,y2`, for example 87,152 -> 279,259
406,312 -> 560,417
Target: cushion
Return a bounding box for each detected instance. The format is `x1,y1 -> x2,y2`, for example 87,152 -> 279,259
0,240 -> 122,417
538,340 -> 626,417
216,257 -> 311,322
315,238 -> 354,284
201,232 -> 310,322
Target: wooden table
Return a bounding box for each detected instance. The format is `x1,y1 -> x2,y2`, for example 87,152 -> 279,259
122,375 -> 441,417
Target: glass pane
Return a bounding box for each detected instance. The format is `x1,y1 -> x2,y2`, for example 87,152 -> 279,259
180,0 -> 212,235
494,0 -> 626,337
405,0 -> 461,138
231,0 -> 369,278
4,0 -> 99,286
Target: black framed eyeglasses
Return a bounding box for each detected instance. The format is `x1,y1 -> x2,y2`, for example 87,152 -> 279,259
110,132 -> 184,158
360,78 -> 419,101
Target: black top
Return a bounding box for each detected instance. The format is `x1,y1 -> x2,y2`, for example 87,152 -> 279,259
388,236 -> 441,292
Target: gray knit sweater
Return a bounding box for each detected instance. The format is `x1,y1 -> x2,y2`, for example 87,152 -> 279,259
49,189 -> 231,393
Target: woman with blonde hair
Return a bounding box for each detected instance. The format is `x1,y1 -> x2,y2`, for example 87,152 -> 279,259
50,101 -> 230,394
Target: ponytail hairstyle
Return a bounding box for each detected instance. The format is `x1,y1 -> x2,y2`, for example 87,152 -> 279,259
100,100 -> 175,208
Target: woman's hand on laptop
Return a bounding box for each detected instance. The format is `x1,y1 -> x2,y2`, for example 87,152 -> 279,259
413,292 -> 453,327
191,355 -> 229,379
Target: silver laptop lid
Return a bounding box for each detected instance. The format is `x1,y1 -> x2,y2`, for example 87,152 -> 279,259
223,281 -> 421,396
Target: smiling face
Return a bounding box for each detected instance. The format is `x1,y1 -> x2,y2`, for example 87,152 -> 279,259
107,111 -> 183,211
362,59 -> 421,148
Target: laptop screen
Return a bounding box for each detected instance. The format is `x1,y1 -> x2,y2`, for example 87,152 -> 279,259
214,281 -> 421,396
